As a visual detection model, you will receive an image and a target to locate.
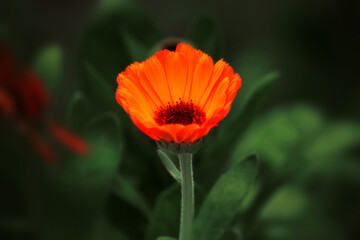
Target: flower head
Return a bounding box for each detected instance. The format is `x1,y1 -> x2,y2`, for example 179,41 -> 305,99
116,43 -> 242,144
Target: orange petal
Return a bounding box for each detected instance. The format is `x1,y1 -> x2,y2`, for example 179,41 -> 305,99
198,59 -> 226,108
203,77 -> 230,117
226,73 -> 242,103
176,124 -> 201,143
137,63 -> 166,107
165,52 -> 188,103
122,62 -> 165,107
132,120 -> 161,141
190,53 -> 213,105
175,43 -> 203,102
117,74 -> 157,118
154,49 -> 170,69
144,56 -> 172,105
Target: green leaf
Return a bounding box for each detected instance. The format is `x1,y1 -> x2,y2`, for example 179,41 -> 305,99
193,154 -> 259,240
120,26 -> 149,62
92,215 -> 129,240
220,71 -> 279,147
157,149 -> 181,183
304,123 -> 360,160
234,71 -> 279,120
302,122 -> 360,174
82,60 -> 115,103
39,113 -> 123,240
229,105 -> 323,172
33,44 -> 62,90
65,91 -> 92,128
220,229 -> 239,240
198,71 -> 277,189
145,184 -> 180,240
186,14 -> 222,60
156,237 -> 177,240
146,183 -> 204,240
84,111 -> 122,139
233,47 -> 276,92
113,174 -> 151,219
260,185 -> 308,220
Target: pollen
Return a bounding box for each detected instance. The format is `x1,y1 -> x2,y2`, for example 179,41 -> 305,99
154,98 -> 206,126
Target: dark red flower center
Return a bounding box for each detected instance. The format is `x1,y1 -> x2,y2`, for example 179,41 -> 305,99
154,99 -> 206,126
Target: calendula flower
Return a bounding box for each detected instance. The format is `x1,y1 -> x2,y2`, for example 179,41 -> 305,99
116,43 -> 242,144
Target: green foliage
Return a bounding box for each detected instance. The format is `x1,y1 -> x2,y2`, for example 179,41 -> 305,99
113,175 -> 151,219
260,185 -> 308,220
78,1 -> 161,110
146,183 -> 205,240
65,91 -> 93,128
187,14 -> 222,60
193,154 -> 259,240
228,71 -> 280,123
197,70 -> 278,189
39,113 -> 123,240
92,215 -> 129,240
33,44 -> 62,90
82,61 -> 115,104
220,71 -> 279,144
227,106 -> 360,240
156,237 -> 177,240
146,184 -> 181,240
230,105 -> 323,171
304,123 -> 360,160
231,105 -> 360,177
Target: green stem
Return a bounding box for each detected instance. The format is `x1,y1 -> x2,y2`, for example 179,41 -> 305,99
178,153 -> 194,240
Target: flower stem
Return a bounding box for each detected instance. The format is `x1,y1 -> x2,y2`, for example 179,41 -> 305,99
178,152 -> 194,240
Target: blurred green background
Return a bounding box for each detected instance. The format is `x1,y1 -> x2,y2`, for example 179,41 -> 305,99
1,0 -> 359,240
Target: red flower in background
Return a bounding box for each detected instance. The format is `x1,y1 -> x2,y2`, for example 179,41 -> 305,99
0,45 -> 89,164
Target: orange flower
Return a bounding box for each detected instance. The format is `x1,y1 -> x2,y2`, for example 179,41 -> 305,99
116,43 -> 242,144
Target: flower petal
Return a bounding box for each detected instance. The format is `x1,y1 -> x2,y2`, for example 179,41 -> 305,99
122,62 -> 165,107
165,52 -> 188,103
190,53 -> 214,105
117,74 -> 156,119
143,56 -> 173,105
203,77 -> 230,117
198,59 -> 226,108
175,43 -> 203,102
